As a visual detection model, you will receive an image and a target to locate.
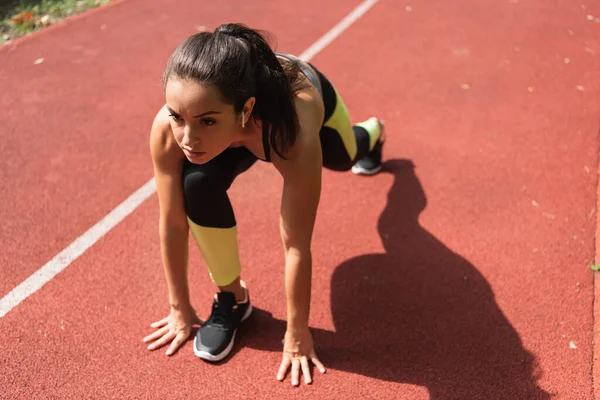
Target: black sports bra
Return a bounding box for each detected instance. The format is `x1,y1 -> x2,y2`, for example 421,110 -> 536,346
261,53 -> 323,161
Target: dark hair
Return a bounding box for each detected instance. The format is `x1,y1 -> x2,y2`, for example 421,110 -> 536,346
162,23 -> 306,159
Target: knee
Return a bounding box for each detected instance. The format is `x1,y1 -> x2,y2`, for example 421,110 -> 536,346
319,128 -> 355,171
183,170 -> 229,204
183,170 -> 235,227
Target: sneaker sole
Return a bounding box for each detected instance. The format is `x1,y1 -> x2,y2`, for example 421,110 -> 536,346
193,303 -> 253,362
351,164 -> 383,176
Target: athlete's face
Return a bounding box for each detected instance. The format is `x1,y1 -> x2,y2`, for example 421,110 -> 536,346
165,79 -> 253,164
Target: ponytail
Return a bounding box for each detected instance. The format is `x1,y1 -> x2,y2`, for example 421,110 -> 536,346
163,23 -> 304,159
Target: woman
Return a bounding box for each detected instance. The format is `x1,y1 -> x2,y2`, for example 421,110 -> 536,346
142,23 -> 385,386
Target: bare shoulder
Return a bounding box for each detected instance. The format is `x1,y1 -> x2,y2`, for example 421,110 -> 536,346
291,85 -> 325,152
277,55 -> 325,134
149,105 -> 188,228
294,73 -> 325,126
271,90 -> 324,178
150,105 -> 184,168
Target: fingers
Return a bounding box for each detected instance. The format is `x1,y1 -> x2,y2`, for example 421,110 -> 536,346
278,352 -> 326,386
166,332 -> 189,356
291,358 -> 300,386
150,316 -> 169,329
277,356 -> 291,382
143,326 -> 169,344
145,312 -> 198,356
300,357 -> 312,385
311,356 -> 327,374
146,329 -> 175,351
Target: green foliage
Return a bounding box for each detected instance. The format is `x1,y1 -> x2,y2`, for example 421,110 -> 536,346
1,0 -> 112,42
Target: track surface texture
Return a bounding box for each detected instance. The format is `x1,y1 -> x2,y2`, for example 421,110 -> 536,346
1,0 -> 600,399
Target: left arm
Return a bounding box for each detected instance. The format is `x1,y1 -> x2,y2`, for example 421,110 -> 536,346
272,94 -> 327,385
276,124 -> 322,334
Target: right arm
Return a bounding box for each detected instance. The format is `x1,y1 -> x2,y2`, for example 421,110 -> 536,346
144,108 -> 201,356
149,109 -> 191,311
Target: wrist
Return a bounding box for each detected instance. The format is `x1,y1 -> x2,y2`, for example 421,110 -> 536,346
170,300 -> 192,312
286,323 -> 310,335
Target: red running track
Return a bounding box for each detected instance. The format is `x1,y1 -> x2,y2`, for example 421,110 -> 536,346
1,0 -> 600,398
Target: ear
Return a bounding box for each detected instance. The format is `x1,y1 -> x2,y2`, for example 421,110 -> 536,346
241,97 -> 256,125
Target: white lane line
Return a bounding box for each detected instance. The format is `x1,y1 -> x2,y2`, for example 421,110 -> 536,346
0,179 -> 156,318
299,0 -> 380,62
0,0 -> 379,319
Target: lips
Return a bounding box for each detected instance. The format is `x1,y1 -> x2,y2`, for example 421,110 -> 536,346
184,149 -> 205,158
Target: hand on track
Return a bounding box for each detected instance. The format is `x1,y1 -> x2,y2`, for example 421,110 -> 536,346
143,307 -> 203,356
277,328 -> 326,386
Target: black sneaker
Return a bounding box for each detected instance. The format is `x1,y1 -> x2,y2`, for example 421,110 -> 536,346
352,119 -> 386,176
193,290 -> 252,362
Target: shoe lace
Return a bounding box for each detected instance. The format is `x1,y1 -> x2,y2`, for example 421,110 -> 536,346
210,301 -> 233,328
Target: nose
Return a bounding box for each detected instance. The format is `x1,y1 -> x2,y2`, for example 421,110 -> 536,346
181,126 -> 199,149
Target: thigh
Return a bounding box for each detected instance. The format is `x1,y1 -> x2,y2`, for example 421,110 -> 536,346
311,65 -> 357,170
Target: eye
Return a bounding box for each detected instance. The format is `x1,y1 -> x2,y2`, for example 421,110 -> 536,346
168,114 -> 183,121
201,119 -> 216,126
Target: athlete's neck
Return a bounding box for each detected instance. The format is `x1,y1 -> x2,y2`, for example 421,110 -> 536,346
229,119 -> 263,148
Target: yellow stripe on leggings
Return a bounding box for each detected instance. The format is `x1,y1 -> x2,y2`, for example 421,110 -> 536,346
323,90 -> 357,160
187,217 -> 241,287
355,118 -> 381,151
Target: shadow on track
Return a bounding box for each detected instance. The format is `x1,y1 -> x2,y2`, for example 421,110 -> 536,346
239,159 -> 551,399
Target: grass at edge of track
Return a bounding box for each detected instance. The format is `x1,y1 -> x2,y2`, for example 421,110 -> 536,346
0,0 -> 113,44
